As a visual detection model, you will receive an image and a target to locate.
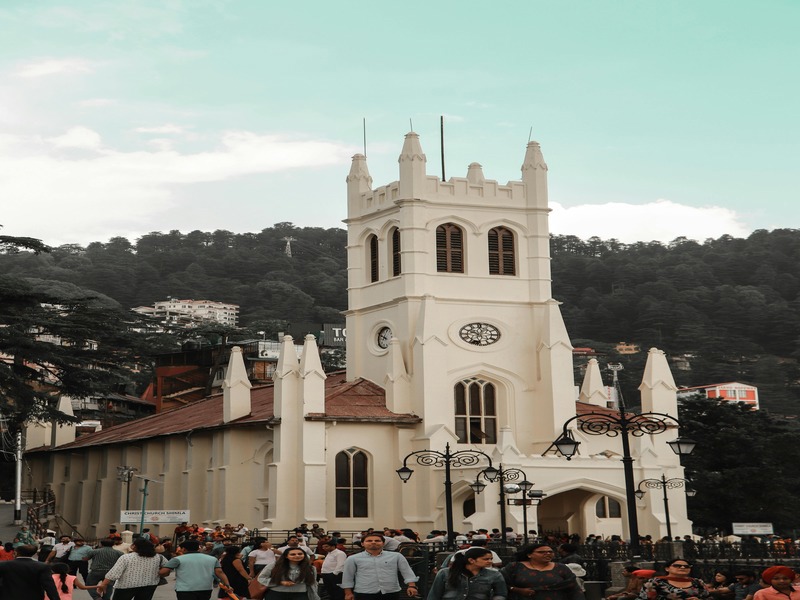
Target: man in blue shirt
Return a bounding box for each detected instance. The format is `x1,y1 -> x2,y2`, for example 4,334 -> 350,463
160,540 -> 229,600
342,533 -> 418,600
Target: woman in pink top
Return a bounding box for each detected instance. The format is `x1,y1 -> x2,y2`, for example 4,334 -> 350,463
754,566 -> 800,600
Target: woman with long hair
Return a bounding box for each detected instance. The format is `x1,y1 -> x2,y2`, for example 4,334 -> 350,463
707,571 -> 735,600
96,538 -> 167,600
257,547 -> 319,600
427,547 -> 507,600
248,538 -> 277,575
219,546 -> 252,598
639,559 -> 709,600
501,543 -> 578,600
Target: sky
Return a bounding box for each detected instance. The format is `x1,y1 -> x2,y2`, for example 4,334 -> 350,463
1,1 -> 798,247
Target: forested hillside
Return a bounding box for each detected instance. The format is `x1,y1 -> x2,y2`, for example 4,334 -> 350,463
2,225 -> 800,414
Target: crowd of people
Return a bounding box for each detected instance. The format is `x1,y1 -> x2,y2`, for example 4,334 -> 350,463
2,521 -> 800,600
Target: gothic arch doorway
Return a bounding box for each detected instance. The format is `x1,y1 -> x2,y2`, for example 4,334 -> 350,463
536,489 -> 625,539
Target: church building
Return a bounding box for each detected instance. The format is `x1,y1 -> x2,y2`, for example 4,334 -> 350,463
26,133 -> 692,541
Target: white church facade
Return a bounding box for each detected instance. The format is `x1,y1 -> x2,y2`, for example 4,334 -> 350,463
26,133 -> 692,541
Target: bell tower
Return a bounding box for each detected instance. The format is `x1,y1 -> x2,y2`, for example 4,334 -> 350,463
344,133 -> 575,450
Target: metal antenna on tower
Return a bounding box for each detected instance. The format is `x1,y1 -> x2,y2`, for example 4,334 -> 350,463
282,236 -> 296,257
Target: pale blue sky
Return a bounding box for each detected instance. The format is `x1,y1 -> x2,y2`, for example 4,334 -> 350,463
1,1 -> 797,246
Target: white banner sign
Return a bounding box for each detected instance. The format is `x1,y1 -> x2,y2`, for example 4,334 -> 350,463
120,510 -> 190,524
732,522 -> 774,535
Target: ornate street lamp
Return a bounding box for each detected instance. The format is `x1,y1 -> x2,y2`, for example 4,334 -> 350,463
635,474 -> 695,540
397,442 -> 493,549
549,364 -> 696,555
116,466 -> 138,530
469,464 -> 529,544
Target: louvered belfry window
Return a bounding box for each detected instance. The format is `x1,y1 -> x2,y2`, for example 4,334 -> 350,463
436,223 -> 464,273
368,235 -> 379,282
392,228 -> 401,276
488,227 -> 515,275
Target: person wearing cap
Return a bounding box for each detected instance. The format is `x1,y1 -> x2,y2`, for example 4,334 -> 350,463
754,567 -> 800,600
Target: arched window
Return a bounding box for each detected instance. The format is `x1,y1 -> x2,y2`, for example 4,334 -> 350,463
368,235 -> 379,282
454,378 -> 497,444
595,496 -> 622,518
436,224 -> 464,273
391,228 -> 401,277
335,448 -> 368,518
488,227 -> 516,275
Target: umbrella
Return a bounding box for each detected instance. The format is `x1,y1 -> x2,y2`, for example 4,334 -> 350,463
218,582 -> 242,600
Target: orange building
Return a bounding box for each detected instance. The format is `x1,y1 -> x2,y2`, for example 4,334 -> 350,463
677,381 -> 759,409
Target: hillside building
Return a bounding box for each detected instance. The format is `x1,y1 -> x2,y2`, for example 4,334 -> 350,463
133,298 -> 239,327
677,381 -> 759,409
26,133 -> 692,542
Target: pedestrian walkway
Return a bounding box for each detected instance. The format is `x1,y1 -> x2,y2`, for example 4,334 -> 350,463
0,502 -> 20,543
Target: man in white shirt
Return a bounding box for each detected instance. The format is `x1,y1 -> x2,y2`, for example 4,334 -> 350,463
275,535 -> 314,557
320,541 -> 347,600
45,536 -> 74,564
382,531 -> 401,552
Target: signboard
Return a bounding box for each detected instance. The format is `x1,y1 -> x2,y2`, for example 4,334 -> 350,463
323,324 -> 347,347
732,522 -> 774,535
120,510 -> 190,524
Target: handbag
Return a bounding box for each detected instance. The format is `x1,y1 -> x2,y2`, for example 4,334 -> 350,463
249,578 -> 268,600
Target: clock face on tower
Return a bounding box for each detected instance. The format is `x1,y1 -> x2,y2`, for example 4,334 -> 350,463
459,322 -> 501,346
377,326 -> 392,349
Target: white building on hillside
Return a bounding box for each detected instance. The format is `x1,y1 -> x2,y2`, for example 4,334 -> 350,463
27,133 -> 692,542
133,298 -> 239,327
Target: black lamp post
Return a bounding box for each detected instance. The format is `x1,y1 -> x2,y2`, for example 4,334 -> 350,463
116,466 -> 137,530
550,364 -> 696,555
397,442 -> 494,549
635,474 -> 696,540
503,486 -> 547,545
470,465 -> 531,544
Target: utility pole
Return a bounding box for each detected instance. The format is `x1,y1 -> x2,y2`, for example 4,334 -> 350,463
282,237 -> 296,257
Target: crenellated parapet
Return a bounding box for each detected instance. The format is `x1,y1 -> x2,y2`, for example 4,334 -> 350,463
346,132 -> 549,222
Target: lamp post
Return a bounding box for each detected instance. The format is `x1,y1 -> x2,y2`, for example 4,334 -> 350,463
397,442 -> 495,549
116,466 -> 137,530
470,465 -> 532,544
503,487 -> 547,545
134,475 -> 163,536
550,364 -> 696,555
635,474 -> 696,540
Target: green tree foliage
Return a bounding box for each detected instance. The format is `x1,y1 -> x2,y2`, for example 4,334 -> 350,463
0,233 -> 157,428
551,229 -> 800,414
678,397 -> 800,534
5,226 -> 800,411
0,224 -> 347,327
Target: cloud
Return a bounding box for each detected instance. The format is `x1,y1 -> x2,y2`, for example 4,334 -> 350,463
549,199 -> 751,243
77,98 -> 116,107
0,128 -> 356,245
13,58 -> 93,78
134,124 -> 185,134
47,126 -> 103,150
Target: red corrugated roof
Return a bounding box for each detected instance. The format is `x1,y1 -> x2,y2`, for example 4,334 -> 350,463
33,372 -> 419,452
